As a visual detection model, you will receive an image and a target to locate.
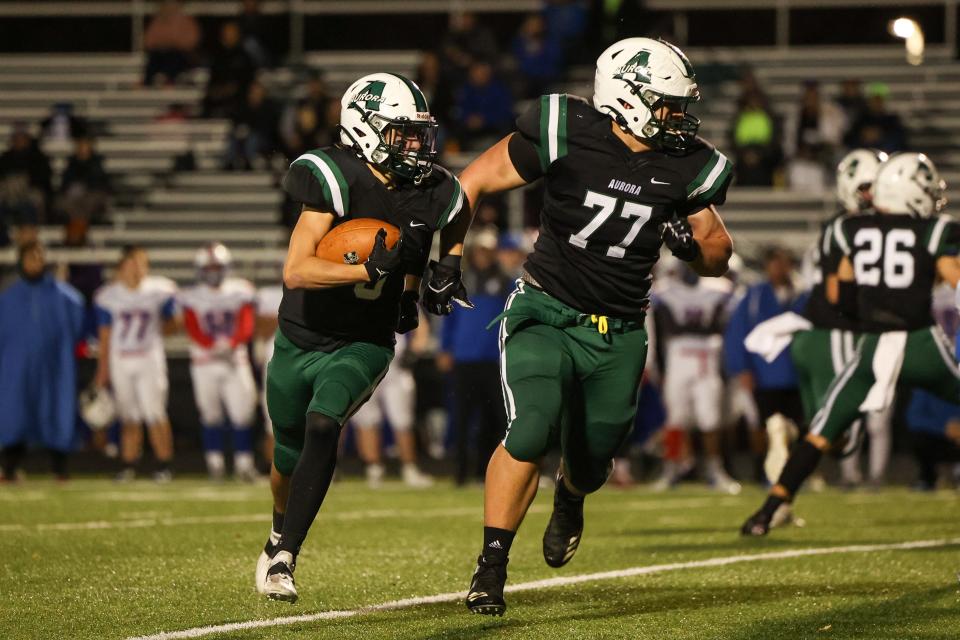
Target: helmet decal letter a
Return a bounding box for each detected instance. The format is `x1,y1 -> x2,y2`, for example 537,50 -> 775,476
620,50 -> 650,74
354,80 -> 387,111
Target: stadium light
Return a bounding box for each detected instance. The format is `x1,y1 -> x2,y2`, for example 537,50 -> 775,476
889,17 -> 925,66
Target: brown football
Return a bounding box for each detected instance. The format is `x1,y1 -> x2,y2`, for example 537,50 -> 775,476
316,218 -> 401,265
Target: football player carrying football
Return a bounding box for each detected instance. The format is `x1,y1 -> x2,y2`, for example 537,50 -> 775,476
742,153 -> 960,536
437,38 -> 735,615
254,72 -> 466,602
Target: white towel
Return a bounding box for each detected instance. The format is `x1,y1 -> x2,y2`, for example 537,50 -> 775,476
744,312 -> 814,363
860,331 -> 907,413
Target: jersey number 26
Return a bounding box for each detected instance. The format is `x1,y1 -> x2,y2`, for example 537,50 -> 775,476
853,228 -> 915,289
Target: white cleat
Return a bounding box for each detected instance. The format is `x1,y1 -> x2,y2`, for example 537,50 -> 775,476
709,471 -> 742,495
255,532 -> 280,595
366,463 -> 385,489
263,550 -> 298,603
771,503 -> 806,529
402,464 -> 434,489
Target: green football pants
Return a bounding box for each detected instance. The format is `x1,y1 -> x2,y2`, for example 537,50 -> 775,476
266,329 -> 393,475
497,282 -> 648,494
810,326 -> 960,443
790,328 -> 858,425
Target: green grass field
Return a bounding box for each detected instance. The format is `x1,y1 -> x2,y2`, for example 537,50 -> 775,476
2,479 -> 959,640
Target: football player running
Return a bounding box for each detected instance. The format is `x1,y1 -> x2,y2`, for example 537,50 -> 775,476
179,243 -> 259,482
742,153 -> 960,536
439,38 -> 735,615
255,73 -> 466,602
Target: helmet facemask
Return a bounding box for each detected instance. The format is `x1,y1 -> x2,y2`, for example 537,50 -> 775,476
610,71 -> 700,152
341,104 -> 438,184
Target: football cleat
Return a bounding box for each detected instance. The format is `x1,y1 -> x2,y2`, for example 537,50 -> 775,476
263,550 -> 298,603
401,464 -> 434,489
542,474 -> 584,568
254,531 -> 280,595
466,555 -> 507,616
740,510 -> 772,537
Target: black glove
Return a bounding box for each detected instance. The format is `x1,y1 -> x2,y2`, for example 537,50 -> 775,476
660,215 -> 701,262
364,228 -> 403,283
423,255 -> 474,316
397,290 -> 420,334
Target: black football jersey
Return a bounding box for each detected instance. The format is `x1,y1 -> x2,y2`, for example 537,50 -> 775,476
834,212 -> 960,332
278,146 -> 465,350
509,94 -> 733,319
801,210 -> 857,331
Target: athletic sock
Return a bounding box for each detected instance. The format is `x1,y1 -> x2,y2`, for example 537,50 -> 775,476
272,509 -> 285,535
276,412 -> 341,556
482,527 -> 515,565
201,424 -> 225,453
758,494 -> 786,520
776,439 -> 823,497
205,451 -> 226,477
232,425 -> 254,455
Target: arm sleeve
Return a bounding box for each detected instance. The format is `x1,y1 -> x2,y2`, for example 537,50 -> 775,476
283,152 -> 350,217
183,308 -> 215,348
161,297 -> 177,321
230,303 -> 256,348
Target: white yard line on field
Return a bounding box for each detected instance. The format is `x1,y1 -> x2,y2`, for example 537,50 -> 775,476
126,537 -> 960,640
2,496 -> 736,533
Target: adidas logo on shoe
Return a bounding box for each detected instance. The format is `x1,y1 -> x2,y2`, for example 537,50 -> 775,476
487,540 -> 503,550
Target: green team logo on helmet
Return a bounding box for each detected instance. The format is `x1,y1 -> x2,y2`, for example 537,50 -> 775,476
616,50 -> 651,80
353,80 -> 387,111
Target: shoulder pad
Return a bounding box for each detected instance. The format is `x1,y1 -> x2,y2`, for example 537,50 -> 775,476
516,94 -> 592,172
680,139 -> 733,210
426,165 -> 466,229
284,148 -> 352,217
924,214 -> 959,256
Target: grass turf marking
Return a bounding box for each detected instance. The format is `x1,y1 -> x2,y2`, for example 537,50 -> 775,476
125,537 -> 960,640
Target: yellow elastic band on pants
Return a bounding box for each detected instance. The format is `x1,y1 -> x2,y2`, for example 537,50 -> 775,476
590,314 -> 609,335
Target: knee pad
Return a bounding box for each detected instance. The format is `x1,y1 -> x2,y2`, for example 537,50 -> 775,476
501,411 -> 553,463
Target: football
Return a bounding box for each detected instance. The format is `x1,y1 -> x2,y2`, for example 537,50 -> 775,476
316,218 -> 401,265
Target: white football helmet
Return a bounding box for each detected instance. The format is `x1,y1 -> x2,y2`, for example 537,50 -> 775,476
872,152 -> 947,217
338,72 -> 437,183
195,242 -> 232,287
593,37 -> 700,150
836,148 -> 887,213
79,385 -> 115,431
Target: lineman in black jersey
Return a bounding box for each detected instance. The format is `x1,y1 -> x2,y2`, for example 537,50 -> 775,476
256,73 -> 466,602
743,152 -> 960,537
449,38 -> 735,615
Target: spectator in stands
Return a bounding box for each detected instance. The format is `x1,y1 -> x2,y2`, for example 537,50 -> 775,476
512,13 -> 564,99
438,227 -> 511,485
57,136 -> 110,226
844,82 -> 907,153
203,21 -> 257,119
835,79 -> 867,131
497,231 -> 528,278
723,247 -> 806,483
440,11 -> 499,78
730,90 -> 781,187
907,390 -> 960,490
238,0 -> 271,68
143,0 -> 200,86
39,103 -> 87,143
280,72 -> 333,157
416,52 -> 454,145
225,80 -> 280,171
543,0 -> 588,58
0,125 -> 52,245
454,62 -> 514,151
0,241 -> 84,482
783,81 -> 846,190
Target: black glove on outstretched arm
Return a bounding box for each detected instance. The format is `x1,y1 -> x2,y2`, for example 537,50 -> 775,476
660,215 -> 701,262
364,229 -> 403,283
423,254 -> 474,316
397,290 -> 420,334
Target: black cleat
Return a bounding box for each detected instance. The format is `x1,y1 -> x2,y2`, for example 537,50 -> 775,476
741,510 -> 772,537
466,555 -> 507,616
543,475 -> 584,568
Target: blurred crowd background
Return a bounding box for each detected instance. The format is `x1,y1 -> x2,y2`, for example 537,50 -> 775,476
1,0 -> 959,490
